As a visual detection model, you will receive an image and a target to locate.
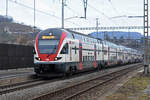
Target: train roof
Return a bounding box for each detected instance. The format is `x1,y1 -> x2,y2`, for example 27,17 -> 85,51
40,28 -> 139,52
65,29 -> 139,51
66,29 -> 103,41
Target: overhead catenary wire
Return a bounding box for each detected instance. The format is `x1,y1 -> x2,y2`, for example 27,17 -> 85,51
107,0 -> 120,15
65,5 -> 94,26
87,3 -> 110,19
65,6 -> 81,16
87,3 -> 118,27
9,0 -> 60,20
8,0 -> 80,27
107,0 -> 133,39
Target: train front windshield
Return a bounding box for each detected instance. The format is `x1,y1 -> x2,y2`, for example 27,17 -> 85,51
38,40 -> 59,54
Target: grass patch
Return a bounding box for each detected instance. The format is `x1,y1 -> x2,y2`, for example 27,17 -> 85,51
138,94 -> 149,100
105,93 -> 132,100
105,74 -> 150,100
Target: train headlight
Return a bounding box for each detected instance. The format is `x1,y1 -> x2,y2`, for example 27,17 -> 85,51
55,57 -> 58,61
35,57 -> 41,61
54,57 -> 62,61
38,57 -> 41,61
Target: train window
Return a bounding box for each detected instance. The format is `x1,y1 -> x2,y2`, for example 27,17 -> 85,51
38,40 -> 59,54
60,43 -> 68,54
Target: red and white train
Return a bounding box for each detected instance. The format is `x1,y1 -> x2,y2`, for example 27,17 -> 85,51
34,28 -> 143,76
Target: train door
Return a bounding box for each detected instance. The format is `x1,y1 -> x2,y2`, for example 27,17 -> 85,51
69,41 -> 72,61
108,47 -> 110,66
79,41 -> 83,70
102,43 -> 104,63
73,42 -> 78,62
94,44 -> 97,68
116,48 -> 118,64
60,43 -> 68,62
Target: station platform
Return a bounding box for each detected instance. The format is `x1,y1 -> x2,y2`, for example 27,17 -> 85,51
0,68 -> 35,86
0,68 -> 34,79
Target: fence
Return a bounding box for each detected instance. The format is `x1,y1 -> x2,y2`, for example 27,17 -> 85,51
0,43 -> 34,70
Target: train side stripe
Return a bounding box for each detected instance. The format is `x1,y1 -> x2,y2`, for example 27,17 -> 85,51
35,32 -> 40,56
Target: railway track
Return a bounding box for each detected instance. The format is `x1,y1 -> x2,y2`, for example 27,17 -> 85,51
0,70 -> 98,95
0,78 -> 61,95
32,63 -> 142,100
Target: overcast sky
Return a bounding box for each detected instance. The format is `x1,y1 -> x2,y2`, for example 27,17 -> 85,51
0,0 -> 149,34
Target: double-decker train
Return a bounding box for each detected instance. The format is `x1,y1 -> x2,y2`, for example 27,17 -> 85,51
34,28 -> 143,76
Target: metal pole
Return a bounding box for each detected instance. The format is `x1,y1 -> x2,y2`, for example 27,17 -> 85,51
34,0 -> 36,29
83,0 -> 88,19
6,0 -> 8,16
144,0 -> 149,74
33,0 -> 36,44
62,0 -> 64,29
96,18 -> 98,38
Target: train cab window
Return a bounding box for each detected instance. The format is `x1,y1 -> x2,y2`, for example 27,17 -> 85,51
60,43 -> 68,54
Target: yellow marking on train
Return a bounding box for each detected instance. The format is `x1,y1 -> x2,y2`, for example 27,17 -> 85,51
42,35 -> 55,39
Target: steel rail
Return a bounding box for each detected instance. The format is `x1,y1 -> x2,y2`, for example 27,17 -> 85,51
32,63 -> 142,100
63,64 -> 142,100
0,78 -> 60,95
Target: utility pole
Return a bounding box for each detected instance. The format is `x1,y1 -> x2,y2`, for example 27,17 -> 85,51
96,18 -> 99,38
6,0 -> 8,16
62,0 -> 64,29
83,0 -> 88,19
33,0 -> 36,43
144,0 -> 149,74
34,0 -> 36,29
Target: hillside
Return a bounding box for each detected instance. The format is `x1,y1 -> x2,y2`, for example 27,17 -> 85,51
89,31 -> 142,40
0,22 -> 33,33
0,15 -> 40,45
89,31 -> 143,50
